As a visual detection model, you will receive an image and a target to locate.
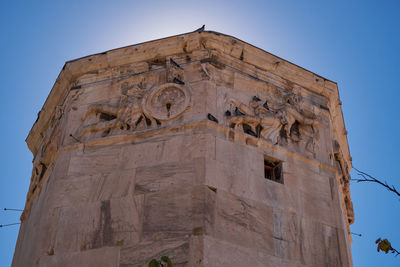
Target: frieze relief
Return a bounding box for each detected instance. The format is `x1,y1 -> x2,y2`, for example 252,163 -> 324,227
225,90 -> 320,156
70,56 -> 192,140
23,56 -> 327,218
74,82 -> 191,139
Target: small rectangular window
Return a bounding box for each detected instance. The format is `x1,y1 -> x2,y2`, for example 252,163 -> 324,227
264,157 -> 283,184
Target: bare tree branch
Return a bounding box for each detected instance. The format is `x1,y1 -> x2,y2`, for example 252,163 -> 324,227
351,167 -> 400,198
353,169 -> 400,259
393,247 -> 400,257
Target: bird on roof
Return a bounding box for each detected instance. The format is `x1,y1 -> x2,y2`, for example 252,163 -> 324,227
243,124 -> 257,137
207,113 -> 218,123
263,100 -> 270,110
234,107 -> 245,116
173,77 -> 185,85
194,25 -> 205,32
170,58 -> 183,69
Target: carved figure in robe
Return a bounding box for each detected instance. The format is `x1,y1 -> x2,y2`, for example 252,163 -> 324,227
227,97 -> 283,143
259,113 -> 283,144
299,123 -> 319,155
271,93 -> 316,131
75,87 -> 151,138
227,93 -> 319,150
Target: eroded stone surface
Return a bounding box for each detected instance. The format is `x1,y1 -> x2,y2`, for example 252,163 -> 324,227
14,31 -> 353,266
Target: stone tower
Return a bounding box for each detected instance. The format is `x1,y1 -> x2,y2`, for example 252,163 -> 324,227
13,31 -> 354,266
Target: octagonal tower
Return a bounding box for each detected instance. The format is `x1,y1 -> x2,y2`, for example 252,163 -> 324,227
13,31 -> 354,266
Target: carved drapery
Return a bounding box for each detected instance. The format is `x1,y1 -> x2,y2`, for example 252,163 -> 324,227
225,92 -> 319,155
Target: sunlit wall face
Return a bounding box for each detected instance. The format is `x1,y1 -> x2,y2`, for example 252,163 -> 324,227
1,1 -> 400,266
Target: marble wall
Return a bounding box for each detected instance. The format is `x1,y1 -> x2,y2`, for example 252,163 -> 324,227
13,31 -> 353,267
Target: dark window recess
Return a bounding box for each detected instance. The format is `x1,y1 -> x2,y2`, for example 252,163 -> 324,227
264,157 -> 283,184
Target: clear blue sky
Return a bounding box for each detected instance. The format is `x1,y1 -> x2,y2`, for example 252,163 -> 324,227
1,1 -> 399,266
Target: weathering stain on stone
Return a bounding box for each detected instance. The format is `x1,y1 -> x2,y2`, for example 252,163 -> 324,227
92,200 -> 113,248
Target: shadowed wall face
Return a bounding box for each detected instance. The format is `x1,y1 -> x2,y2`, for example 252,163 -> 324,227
13,32 -> 353,267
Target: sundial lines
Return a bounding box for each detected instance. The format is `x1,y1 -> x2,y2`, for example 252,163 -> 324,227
142,83 -> 191,122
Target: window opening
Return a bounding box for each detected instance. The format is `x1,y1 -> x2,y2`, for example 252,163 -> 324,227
264,157 -> 283,184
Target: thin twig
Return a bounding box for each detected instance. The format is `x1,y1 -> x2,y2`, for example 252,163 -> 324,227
392,247 -> 400,256
351,167 -> 400,198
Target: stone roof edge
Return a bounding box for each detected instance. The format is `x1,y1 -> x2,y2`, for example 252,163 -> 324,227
66,30 -> 338,85
336,87 -> 352,169
26,30 -> 351,166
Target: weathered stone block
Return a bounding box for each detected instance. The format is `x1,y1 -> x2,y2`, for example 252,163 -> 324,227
120,238 -> 190,267
134,158 -> 205,194
212,189 -> 275,254
142,186 -> 215,241
68,145 -> 122,176
39,246 -> 120,267
54,196 -> 143,253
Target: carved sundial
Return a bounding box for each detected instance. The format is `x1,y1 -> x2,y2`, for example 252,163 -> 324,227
142,83 -> 191,121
